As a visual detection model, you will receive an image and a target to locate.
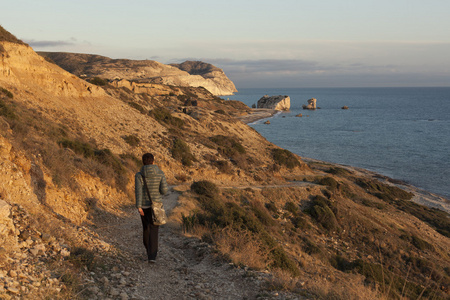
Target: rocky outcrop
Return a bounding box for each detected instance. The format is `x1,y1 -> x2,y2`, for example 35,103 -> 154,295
38,52 -> 237,96
257,95 -> 290,111
302,98 -> 317,110
170,61 -> 237,96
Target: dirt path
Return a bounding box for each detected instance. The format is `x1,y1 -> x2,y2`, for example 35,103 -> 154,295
92,188 -> 276,300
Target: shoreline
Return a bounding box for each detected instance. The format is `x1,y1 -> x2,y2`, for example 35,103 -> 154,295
236,110 -> 450,213
303,158 -> 450,214
236,108 -> 278,124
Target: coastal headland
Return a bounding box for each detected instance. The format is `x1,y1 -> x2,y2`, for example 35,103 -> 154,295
1,26 -> 449,299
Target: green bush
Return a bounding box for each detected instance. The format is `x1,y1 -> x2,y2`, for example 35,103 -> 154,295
271,148 -> 300,169
171,138 -> 195,166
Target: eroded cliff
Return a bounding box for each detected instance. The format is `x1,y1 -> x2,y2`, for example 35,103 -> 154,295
38,52 -> 237,96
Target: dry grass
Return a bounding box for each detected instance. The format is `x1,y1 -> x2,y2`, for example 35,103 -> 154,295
265,269 -> 304,292
214,227 -> 268,270
307,277 -> 385,300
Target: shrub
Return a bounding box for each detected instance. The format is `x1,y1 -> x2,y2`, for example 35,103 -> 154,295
0,97 -> 17,119
68,247 -> 97,271
123,134 -> 140,146
191,180 -> 220,199
315,176 -> 338,191
128,102 -> 146,114
212,160 -> 232,174
150,107 -> 185,128
1,87 -> 13,98
325,167 -> 352,176
285,201 -> 299,215
355,178 -> 413,202
272,148 -> 300,169
58,138 -> 95,158
356,178 -> 450,237
401,234 -> 434,251
171,138 -> 195,166
87,77 -> 108,86
291,213 -> 310,230
57,138 -> 128,191
210,135 -> 246,157
265,202 -> 278,213
306,195 -> 339,232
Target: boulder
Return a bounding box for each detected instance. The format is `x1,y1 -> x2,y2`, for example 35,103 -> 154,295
302,98 -> 317,110
257,95 -> 290,111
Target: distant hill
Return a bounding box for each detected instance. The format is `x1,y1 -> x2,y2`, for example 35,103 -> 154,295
38,52 -> 237,96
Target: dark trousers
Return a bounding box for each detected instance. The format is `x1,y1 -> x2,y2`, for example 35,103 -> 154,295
140,208 -> 159,260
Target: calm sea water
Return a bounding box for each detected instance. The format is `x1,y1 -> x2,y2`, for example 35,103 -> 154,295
223,87 -> 450,199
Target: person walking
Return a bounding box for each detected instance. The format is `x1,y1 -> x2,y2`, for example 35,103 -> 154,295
135,153 -> 169,263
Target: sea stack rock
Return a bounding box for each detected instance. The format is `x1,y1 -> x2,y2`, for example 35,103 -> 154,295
302,98 -> 317,110
257,95 -> 290,111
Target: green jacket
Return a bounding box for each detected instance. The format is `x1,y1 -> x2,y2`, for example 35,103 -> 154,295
135,164 -> 169,208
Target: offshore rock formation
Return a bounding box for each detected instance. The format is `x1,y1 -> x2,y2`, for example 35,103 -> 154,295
302,98 -> 317,110
38,52 -> 237,96
257,95 -> 290,111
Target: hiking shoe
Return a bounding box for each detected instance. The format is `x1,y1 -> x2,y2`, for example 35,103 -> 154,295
149,260 -> 156,264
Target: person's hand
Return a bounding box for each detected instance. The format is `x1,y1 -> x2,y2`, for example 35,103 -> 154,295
138,208 -> 144,216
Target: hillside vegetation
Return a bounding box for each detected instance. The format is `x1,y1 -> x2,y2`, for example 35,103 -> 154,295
0,26 -> 449,299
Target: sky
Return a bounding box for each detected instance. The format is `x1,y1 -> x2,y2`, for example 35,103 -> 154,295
2,0 -> 450,88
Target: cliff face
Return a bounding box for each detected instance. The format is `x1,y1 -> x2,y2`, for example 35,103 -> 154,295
38,52 -> 237,96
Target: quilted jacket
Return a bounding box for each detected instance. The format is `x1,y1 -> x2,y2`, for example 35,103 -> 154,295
135,164 -> 169,208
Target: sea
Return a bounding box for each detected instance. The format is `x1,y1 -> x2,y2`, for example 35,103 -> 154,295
222,87 -> 450,199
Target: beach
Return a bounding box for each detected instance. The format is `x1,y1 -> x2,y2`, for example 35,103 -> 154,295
236,108 -> 278,124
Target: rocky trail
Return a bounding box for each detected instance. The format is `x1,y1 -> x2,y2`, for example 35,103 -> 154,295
89,188 -> 292,300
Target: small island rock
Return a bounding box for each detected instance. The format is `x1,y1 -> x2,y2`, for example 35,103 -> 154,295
342,106 -> 349,109
257,95 -> 290,111
302,98 -> 317,110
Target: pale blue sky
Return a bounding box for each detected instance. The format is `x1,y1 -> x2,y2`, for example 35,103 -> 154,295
2,0 -> 450,88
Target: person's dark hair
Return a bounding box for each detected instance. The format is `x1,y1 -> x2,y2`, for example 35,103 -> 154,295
142,153 -> 154,165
